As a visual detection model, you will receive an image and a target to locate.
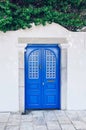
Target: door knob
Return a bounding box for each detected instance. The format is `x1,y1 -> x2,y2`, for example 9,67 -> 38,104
42,82 -> 44,85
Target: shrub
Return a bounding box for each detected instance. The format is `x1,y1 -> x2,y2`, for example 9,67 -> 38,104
0,0 -> 86,32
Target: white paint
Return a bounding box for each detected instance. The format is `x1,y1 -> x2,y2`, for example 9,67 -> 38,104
67,32 -> 86,110
0,23 -> 86,111
0,35 -> 19,112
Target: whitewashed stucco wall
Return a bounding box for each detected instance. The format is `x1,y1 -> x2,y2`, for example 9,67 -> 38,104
67,32 -> 86,110
0,33 -> 19,111
0,23 -> 86,111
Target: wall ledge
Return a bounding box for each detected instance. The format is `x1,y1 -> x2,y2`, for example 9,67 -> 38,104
18,37 -> 68,44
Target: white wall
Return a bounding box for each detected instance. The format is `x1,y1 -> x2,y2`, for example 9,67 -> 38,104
67,32 -> 86,110
0,23 -> 86,111
0,23 -> 68,112
0,32 -> 19,112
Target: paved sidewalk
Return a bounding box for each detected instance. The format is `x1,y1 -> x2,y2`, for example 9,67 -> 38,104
0,110 -> 86,130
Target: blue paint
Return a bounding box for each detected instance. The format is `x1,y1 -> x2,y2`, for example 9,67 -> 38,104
25,44 -> 61,110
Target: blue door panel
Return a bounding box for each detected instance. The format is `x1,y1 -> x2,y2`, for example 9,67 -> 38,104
44,95 -> 57,106
25,45 -> 60,109
27,95 -> 41,107
25,48 -> 42,109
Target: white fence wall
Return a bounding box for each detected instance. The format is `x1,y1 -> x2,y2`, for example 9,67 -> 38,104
0,23 -> 86,111
67,32 -> 86,110
0,32 -> 19,112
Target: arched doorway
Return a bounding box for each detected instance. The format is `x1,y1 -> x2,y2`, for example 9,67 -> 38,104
25,44 -> 61,109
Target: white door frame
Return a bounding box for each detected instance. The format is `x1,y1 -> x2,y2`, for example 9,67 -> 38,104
18,37 -> 69,112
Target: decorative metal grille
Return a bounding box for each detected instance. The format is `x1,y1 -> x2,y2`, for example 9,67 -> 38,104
46,50 -> 56,79
29,50 -> 39,79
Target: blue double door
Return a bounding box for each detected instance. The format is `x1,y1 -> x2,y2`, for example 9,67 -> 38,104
25,45 -> 60,109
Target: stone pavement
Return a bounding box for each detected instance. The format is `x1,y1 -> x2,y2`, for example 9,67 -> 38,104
0,110 -> 86,130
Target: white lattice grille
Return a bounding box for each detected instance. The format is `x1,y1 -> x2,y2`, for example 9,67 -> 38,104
29,50 -> 39,79
46,50 -> 56,79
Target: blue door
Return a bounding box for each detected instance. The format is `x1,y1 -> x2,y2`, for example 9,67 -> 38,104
25,44 -> 60,109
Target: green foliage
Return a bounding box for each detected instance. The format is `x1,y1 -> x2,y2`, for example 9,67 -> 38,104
0,0 -> 86,32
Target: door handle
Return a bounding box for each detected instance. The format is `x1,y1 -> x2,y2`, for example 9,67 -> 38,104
42,82 -> 44,86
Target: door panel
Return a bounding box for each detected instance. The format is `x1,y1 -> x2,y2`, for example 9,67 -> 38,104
25,45 -> 60,109
43,48 -> 60,108
25,49 -> 42,109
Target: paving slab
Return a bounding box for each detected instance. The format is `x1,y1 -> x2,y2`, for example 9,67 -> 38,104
20,122 -> 34,130
5,126 -> 19,130
21,114 -> 33,122
57,117 -> 71,124
0,123 -> 6,130
32,110 -> 44,117
72,120 -> 86,129
65,111 -> 81,121
44,111 -> 57,121
33,116 -> 46,126
61,124 -> 76,130
46,121 -> 61,130
0,110 -> 86,130
0,113 -> 10,123
34,125 -> 48,130
54,110 -> 66,117
7,113 -> 21,126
